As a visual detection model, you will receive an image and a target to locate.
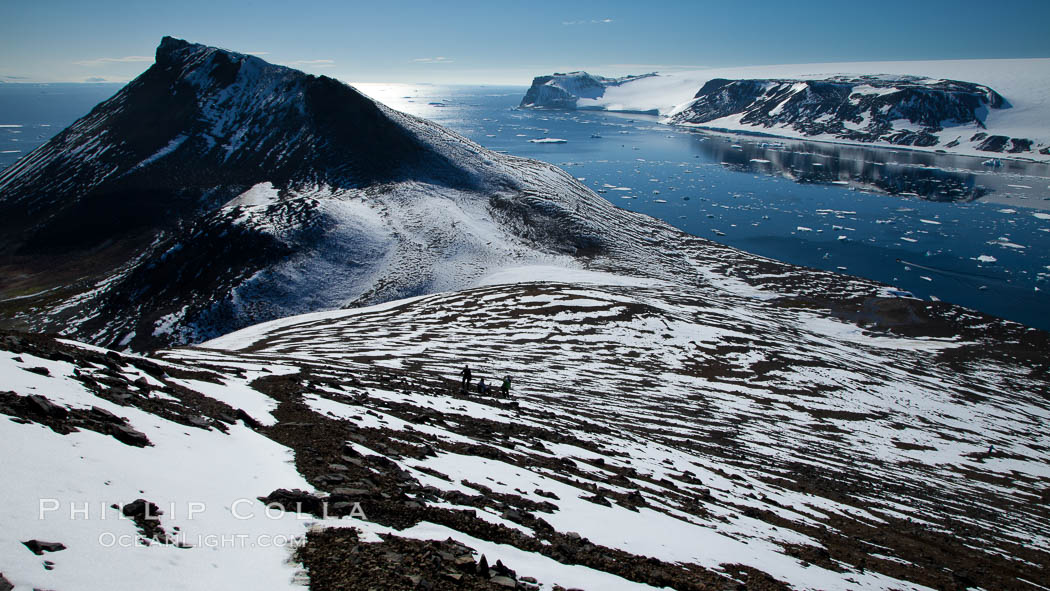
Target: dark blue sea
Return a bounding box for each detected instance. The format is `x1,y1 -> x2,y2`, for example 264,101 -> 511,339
3,82 -> 1049,330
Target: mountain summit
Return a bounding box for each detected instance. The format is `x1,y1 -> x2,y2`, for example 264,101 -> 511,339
1,36 -> 457,249
0,37 -> 682,350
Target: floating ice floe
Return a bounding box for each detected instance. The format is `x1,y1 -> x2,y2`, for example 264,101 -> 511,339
528,138 -> 568,144
885,288 -> 916,298
989,237 -> 1027,249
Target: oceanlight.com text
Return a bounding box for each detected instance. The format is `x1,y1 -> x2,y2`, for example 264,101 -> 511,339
97,532 -> 308,549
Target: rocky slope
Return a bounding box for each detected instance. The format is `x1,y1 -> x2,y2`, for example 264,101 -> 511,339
0,39 -> 683,351
1,251 -> 1047,589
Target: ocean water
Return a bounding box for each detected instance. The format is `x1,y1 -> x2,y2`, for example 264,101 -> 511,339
0,83 -> 123,167
361,83 -> 1050,330
2,82 -> 1049,329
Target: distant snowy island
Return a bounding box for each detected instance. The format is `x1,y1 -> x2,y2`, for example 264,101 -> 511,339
520,59 -> 1050,161
519,72 -> 659,113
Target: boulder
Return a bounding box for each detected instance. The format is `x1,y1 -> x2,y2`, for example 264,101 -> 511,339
122,499 -> 163,520
105,423 -> 151,447
259,489 -> 324,514
25,395 -> 67,419
22,540 -> 67,555
90,406 -> 124,423
490,575 -> 517,588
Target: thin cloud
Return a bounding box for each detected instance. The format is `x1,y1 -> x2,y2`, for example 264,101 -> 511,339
603,63 -> 708,71
286,59 -> 336,68
412,57 -> 454,64
73,56 -> 153,66
562,18 -> 613,25
245,51 -> 270,56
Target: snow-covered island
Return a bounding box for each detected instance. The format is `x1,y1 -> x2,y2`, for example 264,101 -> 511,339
519,60 -> 1050,161
519,72 -> 659,113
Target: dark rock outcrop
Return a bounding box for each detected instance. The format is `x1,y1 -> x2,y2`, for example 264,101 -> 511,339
22,540 -> 66,555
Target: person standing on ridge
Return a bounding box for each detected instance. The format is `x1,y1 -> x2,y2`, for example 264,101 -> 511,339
501,375 -> 511,397
477,378 -> 488,396
460,365 -> 472,391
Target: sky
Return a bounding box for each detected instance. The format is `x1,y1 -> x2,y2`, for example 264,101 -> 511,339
2,0 -> 1050,85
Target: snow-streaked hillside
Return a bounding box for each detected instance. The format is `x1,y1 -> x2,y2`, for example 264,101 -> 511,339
0,38 -> 694,352
2,250 -> 1046,590
521,59 -> 1050,161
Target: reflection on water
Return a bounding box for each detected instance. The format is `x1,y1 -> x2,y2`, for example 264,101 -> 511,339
694,138 -> 995,201
398,89 -> 1049,329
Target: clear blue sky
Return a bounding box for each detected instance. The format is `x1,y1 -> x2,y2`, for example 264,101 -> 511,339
2,0 -> 1049,84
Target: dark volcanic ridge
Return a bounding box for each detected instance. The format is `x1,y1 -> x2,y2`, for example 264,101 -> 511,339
0,38 -> 686,351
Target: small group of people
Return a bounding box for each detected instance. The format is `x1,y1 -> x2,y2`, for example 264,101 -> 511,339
459,364 -> 511,397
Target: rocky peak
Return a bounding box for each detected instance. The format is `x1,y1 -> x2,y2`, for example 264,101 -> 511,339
0,37 -> 660,351
0,37 -> 473,257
